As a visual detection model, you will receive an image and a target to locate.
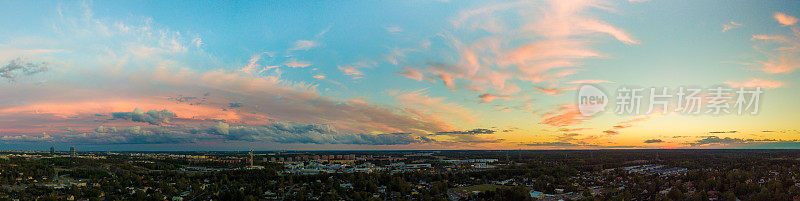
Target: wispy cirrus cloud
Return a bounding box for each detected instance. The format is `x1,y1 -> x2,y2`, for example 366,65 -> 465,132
398,0 -> 637,110
392,89 -> 480,126
238,52 -> 278,74
600,110 -> 668,136
722,21 -> 743,32
540,104 -> 586,127
291,40 -> 318,51
397,67 -> 432,82
337,60 -> 375,79
238,54 -> 262,74
284,60 -> 311,68
750,13 -> 800,74
385,25 -> 403,33
289,27 -> 330,51
478,93 -> 513,103
338,65 -> 363,76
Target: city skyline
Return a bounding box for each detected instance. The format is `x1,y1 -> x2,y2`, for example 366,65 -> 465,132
1,0 -> 799,151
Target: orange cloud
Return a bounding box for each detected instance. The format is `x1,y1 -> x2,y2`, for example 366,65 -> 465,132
238,55 -> 260,74
400,0 -> 637,99
285,60 -> 311,68
750,19 -> 800,74
774,12 -> 798,26
541,104 -> 586,127
722,21 -> 743,32
338,65 -> 363,76
754,55 -> 800,74
478,93 -> 513,103
397,67 -> 430,82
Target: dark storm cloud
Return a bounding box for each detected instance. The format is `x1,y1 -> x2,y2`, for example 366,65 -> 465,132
228,102 -> 244,108
210,122 -> 431,145
687,136 -> 793,146
708,131 -> 737,134
644,139 -> 664,143
521,141 -> 636,148
6,122 -> 436,145
690,136 -> 747,145
603,130 -> 619,135
111,108 -> 177,125
522,142 -> 588,147
0,58 -> 48,81
434,128 -> 496,135
68,126 -> 202,144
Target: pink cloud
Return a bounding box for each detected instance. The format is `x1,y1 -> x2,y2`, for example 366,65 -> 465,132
291,40 -> 318,50
724,78 -> 785,89
580,19 -> 639,45
238,55 -> 260,73
774,12 -> 798,26
338,65 -> 363,76
337,61 -> 374,79
750,22 -> 800,74
285,60 -> 311,68
438,73 -> 456,90
722,21 -> 743,32
385,26 -> 403,33
754,55 -> 800,74
401,0 -> 637,99
0,64 -> 456,136
478,93 -> 513,103
398,67 -> 429,81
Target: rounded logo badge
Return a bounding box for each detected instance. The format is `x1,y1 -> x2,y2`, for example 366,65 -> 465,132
578,85 -> 608,117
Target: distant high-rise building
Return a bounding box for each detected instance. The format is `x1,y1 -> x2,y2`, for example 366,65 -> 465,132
249,150 -> 254,167
49,146 -> 55,155
69,146 -> 76,157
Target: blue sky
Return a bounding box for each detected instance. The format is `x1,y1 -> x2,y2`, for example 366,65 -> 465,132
0,0 -> 799,150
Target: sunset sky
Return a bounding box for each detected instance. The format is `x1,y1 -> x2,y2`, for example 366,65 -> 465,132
1,0 -> 799,151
